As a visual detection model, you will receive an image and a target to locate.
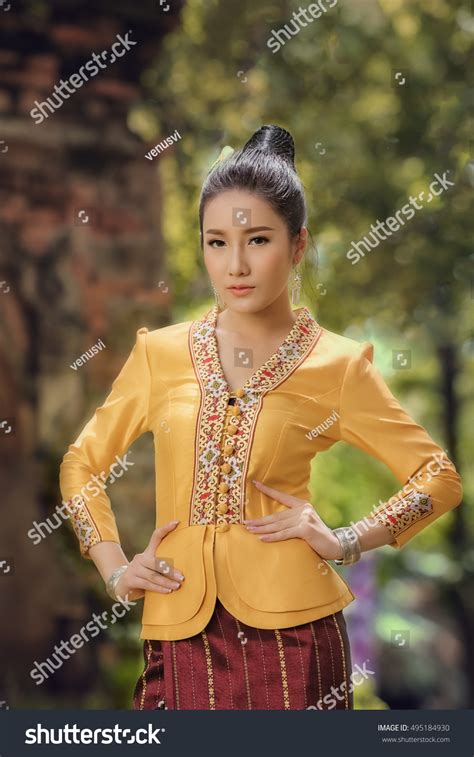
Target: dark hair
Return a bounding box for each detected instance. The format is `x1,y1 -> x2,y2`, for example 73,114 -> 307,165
199,124 -> 319,305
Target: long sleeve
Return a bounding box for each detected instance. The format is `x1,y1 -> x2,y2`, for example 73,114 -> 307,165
339,341 -> 463,549
59,327 -> 151,558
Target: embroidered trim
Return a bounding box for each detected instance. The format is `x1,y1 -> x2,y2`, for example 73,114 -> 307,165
65,496 -> 102,555
373,490 -> 434,538
188,304 -> 321,526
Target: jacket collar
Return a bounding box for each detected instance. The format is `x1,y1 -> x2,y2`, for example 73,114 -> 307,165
190,303 -> 321,398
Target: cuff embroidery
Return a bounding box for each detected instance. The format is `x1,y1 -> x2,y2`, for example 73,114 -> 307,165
65,496 -> 102,555
373,490 -> 434,539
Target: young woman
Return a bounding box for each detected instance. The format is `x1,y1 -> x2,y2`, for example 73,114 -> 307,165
59,124 -> 463,710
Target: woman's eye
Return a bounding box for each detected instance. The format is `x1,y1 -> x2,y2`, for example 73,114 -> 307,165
208,236 -> 269,248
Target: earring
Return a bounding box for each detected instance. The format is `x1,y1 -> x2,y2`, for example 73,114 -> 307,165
291,265 -> 302,306
211,281 -> 224,311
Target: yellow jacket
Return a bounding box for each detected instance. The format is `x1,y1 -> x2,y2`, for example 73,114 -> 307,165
59,304 -> 463,640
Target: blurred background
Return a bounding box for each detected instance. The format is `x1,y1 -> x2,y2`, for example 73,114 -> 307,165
0,0 -> 472,710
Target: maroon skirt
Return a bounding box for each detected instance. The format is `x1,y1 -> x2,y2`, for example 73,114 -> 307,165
133,598 -> 353,710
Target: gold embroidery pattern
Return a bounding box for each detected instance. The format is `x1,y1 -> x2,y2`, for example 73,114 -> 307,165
373,490 -> 433,538
201,630 -> 216,709
332,613 -> 349,709
171,640 -> 180,709
294,627 -> 308,709
65,496 -> 101,555
256,628 -> 271,710
309,621 -> 323,703
189,304 -> 321,526
236,619 -> 252,709
323,617 -> 336,691
155,649 -> 166,710
216,605 -> 235,709
274,629 -> 290,709
139,640 -> 153,710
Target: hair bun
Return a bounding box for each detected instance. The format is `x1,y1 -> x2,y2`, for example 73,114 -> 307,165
241,124 -> 295,169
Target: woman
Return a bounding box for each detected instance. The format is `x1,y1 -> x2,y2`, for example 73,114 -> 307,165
59,124 -> 463,710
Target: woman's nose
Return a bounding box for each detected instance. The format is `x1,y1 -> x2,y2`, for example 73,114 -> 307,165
228,248 -> 249,273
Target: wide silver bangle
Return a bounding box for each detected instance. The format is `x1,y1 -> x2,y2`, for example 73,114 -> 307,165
106,564 -> 129,601
333,527 -> 361,566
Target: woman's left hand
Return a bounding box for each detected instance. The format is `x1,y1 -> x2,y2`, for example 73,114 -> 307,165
244,480 -> 343,561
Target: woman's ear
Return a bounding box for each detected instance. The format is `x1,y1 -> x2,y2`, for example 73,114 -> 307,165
293,227 -> 308,263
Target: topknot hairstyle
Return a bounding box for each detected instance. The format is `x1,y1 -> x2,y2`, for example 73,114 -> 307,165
199,124 -> 307,245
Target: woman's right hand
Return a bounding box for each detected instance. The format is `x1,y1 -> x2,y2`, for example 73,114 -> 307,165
114,521 -> 185,601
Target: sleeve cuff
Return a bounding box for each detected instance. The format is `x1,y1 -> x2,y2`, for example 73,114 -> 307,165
65,496 -> 121,559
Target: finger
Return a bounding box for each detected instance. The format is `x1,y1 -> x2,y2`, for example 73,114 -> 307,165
140,554 -> 184,583
251,480 -> 305,508
244,509 -> 299,527
144,522 -> 179,556
257,526 -> 301,542
248,516 -> 299,534
135,566 -> 182,591
133,578 -> 177,594
154,557 -> 185,583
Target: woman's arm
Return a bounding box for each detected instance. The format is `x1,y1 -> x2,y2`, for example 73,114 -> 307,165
58,329 -> 185,598
338,341 -> 463,551
88,541 -> 132,588
59,328 -> 150,559
88,526 -> 184,602
350,517 -> 396,552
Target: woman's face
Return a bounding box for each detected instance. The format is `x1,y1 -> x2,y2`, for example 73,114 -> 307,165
202,189 -> 307,314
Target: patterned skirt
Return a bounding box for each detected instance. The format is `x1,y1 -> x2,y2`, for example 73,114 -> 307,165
132,598 -> 353,710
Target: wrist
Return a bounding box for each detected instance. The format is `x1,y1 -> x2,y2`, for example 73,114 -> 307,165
332,526 -> 362,566
330,532 -> 344,561
106,564 -> 129,601
306,525 -> 345,561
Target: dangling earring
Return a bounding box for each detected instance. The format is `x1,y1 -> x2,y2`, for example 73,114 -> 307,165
291,265 -> 302,306
211,281 -> 224,311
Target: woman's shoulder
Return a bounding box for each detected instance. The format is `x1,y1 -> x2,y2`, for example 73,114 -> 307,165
320,326 -> 373,357
143,317 -> 194,340
316,322 -> 374,362
132,317 -> 196,362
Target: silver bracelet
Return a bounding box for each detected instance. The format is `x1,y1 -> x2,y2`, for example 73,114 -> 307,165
106,564 -> 129,601
333,527 -> 361,566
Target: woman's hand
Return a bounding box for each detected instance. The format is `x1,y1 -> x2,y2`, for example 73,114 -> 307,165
115,521 -> 185,601
244,480 -> 343,561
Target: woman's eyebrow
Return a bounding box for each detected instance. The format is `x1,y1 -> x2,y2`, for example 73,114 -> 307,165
204,225 -> 275,234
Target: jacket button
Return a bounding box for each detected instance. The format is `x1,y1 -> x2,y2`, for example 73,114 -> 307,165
219,482 -> 229,493
217,503 -> 228,514
231,406 -> 241,416
216,523 -> 230,533
227,426 -> 237,435
221,463 -> 231,473
235,388 -> 245,398
223,445 -> 234,455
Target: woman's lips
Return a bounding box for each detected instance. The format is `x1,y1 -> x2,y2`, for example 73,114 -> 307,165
227,287 -> 255,296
